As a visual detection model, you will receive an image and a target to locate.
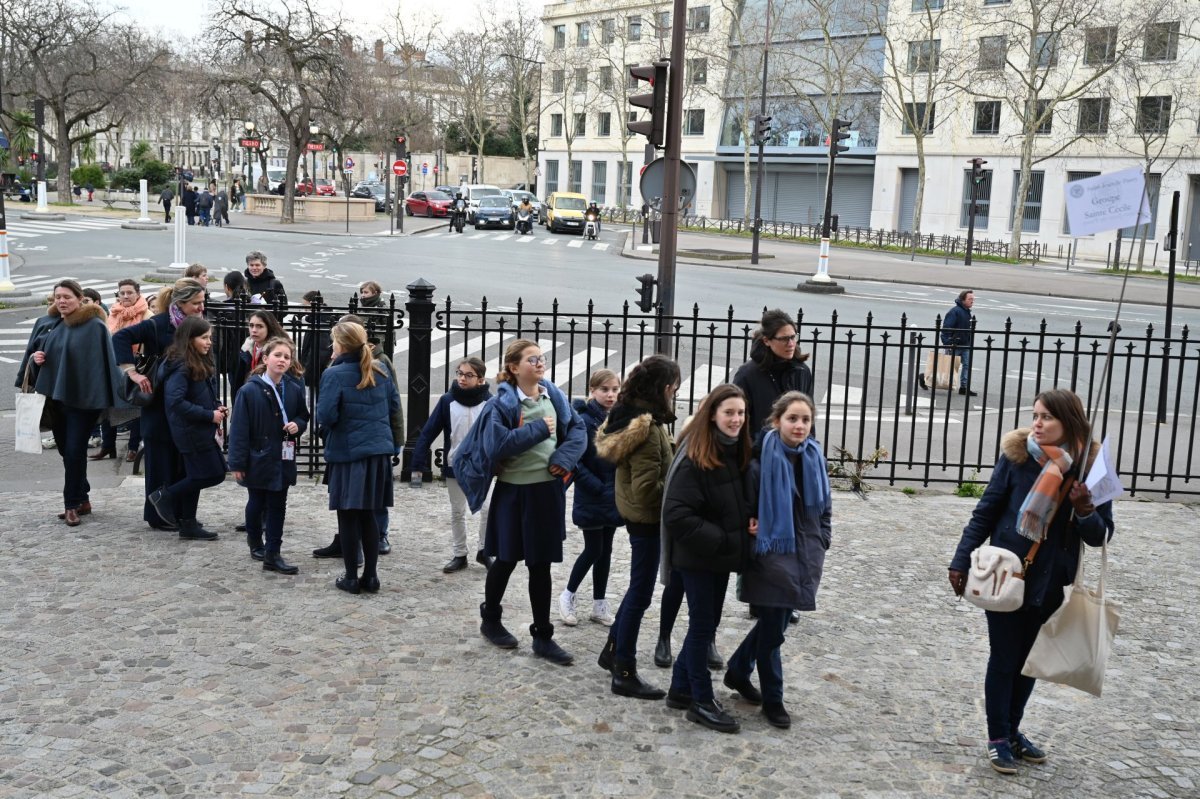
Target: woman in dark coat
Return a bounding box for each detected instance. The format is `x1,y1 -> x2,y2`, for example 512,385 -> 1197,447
732,309 -> 814,439
948,389 -> 1114,774
113,278 -> 207,530
661,384 -> 754,734
228,337 -> 309,574
17,280 -> 126,526
727,391 -> 832,732
148,316 -> 227,541
243,251 -> 287,305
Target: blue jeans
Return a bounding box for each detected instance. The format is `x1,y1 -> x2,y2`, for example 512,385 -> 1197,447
984,599 -> 1061,741
670,570 -> 729,703
245,487 -> 289,550
50,404 -> 100,509
728,606 -> 792,704
612,525 -> 659,664
946,347 -> 972,388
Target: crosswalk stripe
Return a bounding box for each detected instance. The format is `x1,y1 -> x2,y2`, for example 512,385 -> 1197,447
593,243 -> 609,251
567,240 -> 583,248
541,239 -> 556,245
516,236 -> 534,244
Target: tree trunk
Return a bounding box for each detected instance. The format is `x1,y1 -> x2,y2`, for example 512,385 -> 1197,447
54,109 -> 72,204
282,134 -> 300,223
1010,130 -> 1036,257
912,135 -> 926,240
743,126 -> 752,222
477,141 -> 485,183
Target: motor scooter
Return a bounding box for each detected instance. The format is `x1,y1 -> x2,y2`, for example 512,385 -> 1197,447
516,208 -> 533,235
451,203 -> 466,233
583,210 -> 599,240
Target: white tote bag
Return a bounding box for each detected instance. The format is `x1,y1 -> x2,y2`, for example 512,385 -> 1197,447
15,390 -> 47,454
1022,541 -> 1120,697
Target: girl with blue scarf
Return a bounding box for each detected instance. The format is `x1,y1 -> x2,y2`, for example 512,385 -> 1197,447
727,391 -> 832,731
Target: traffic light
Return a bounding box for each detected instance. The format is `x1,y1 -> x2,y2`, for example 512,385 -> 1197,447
635,273 -> 657,313
753,114 -> 773,145
829,118 -> 851,159
628,61 -> 669,148
395,135 -> 407,158
30,153 -> 39,164
970,157 -> 988,184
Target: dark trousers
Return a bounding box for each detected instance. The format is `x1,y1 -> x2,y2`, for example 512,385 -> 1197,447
141,432 -> 184,526
728,605 -> 792,704
659,573 -> 684,637
163,446 -> 226,521
50,404 -> 100,509
484,558 -> 552,634
100,418 -> 141,452
984,600 -> 1061,741
566,526 -> 616,598
338,509 -> 379,581
612,525 -> 660,664
162,200 -> 172,222
246,487 -> 289,551
670,569 -> 729,703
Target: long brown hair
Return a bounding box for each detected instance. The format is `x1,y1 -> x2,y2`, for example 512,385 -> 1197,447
249,309 -> 288,342
1033,389 -> 1091,460
617,354 -> 680,419
331,321 -> 383,389
678,384 -> 751,471
250,337 -> 303,378
496,338 -> 540,385
165,316 -> 214,381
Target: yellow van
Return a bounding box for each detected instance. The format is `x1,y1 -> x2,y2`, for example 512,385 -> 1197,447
544,192 -> 588,234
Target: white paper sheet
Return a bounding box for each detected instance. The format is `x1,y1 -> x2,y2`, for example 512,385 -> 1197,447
1085,436 -> 1125,507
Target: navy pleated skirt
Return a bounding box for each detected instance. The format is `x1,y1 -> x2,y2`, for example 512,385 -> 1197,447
326,454 -> 394,510
484,479 -> 567,566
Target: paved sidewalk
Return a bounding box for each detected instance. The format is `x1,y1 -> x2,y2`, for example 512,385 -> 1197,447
0,477 -> 1195,798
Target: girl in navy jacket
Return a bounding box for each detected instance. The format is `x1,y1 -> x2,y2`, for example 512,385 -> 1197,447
148,316 -> 227,541
228,337 -> 309,575
558,369 -> 622,627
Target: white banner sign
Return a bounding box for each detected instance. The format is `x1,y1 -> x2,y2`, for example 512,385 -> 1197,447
1064,167 -> 1153,237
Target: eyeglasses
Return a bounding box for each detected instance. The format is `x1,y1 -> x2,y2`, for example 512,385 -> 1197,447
772,335 -> 798,343
525,356 -> 547,366
455,370 -> 480,379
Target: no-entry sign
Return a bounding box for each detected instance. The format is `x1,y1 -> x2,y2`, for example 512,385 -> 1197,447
392,160 -> 408,177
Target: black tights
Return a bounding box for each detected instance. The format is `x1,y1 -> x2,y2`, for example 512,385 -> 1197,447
484,559 -> 552,631
338,509 -> 379,580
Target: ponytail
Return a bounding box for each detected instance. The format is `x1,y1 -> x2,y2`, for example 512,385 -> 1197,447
329,321 -> 382,389
356,343 -> 377,389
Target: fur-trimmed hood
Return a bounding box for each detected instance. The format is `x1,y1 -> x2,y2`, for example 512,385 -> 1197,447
1001,427 -> 1101,470
595,411 -> 653,465
47,303 -> 106,327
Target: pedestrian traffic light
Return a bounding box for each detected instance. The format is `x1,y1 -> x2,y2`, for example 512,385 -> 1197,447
635,273 -> 657,313
753,114 -> 773,145
829,118 -> 851,160
628,61 -> 669,148
970,157 -> 988,185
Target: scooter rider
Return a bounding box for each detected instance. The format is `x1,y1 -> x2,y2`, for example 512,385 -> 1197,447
450,192 -> 467,232
586,201 -> 602,236
517,197 -> 535,234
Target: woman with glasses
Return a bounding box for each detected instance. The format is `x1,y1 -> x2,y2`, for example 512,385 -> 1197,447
733,309 -> 814,439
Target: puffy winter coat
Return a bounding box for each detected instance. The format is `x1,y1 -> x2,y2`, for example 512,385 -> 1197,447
941,298 -> 974,348
410,384 -> 493,479
227,373 -> 309,491
661,440 -> 751,574
571,398 -> 622,529
161,359 -> 221,453
595,401 -> 673,529
316,353 -> 400,464
733,339 -> 815,438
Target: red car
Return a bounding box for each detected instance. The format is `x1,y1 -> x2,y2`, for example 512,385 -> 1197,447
405,190 -> 453,217
295,178 -> 315,195
314,178 -> 336,196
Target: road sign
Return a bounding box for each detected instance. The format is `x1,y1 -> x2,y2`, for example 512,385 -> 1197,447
238,138 -> 262,149
0,132 -> 9,149
639,158 -> 698,212
433,165 -> 439,174
392,160 -> 408,177
344,156 -> 355,170
306,142 -> 325,151
421,162 -> 429,175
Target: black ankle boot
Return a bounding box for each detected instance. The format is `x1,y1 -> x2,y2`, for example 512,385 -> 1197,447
654,634 -> 673,668
312,534 -> 342,558
611,661 -> 666,699
597,633 -> 616,672
479,603 -> 518,649
263,550 -> 299,575
247,532 -> 265,561
530,624 -> 573,666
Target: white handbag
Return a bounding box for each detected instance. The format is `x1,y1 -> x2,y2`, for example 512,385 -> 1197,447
964,543 -> 1037,613
1022,541 -> 1120,697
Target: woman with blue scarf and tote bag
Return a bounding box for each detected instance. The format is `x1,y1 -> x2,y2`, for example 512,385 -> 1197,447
948,388 -> 1114,775
727,391 -> 832,731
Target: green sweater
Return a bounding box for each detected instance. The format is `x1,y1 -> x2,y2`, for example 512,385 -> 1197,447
499,392 -> 558,484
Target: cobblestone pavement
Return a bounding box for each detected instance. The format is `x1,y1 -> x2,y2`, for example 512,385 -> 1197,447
1,479 -> 1196,798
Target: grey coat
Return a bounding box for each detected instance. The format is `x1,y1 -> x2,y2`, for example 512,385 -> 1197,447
17,304 -> 127,411
738,454 -> 832,610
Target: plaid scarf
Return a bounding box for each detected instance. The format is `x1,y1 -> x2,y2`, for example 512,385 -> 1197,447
1016,435 -> 1074,541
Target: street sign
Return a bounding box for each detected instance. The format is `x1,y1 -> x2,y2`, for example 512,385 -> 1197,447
0,132 -> 9,149
421,162 -> 429,175
639,158 -> 698,212
1064,167 -> 1152,237
344,156 -> 355,170
306,142 -> 325,151
392,160 -> 408,177
238,138 -> 262,149
433,166 -> 439,174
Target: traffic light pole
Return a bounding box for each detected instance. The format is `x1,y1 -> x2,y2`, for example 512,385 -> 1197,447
750,1 -> 772,266
654,0 -> 688,355
965,182 -> 978,266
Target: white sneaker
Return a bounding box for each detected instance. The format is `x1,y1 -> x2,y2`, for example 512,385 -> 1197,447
558,589 -> 578,626
42,437 -> 57,449
88,436 -> 102,448
589,599 -> 614,626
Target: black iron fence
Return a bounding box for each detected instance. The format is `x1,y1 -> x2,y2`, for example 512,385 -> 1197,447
206,285 -> 1197,499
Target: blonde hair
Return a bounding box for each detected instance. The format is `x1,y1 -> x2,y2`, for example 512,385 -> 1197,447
154,278 -> 205,315
331,321 -> 384,389
589,368 -> 619,390
496,338 -> 539,385
184,263 -> 208,279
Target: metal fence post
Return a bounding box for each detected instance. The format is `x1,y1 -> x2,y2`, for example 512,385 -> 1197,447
905,332 -> 918,416
402,278 -> 436,482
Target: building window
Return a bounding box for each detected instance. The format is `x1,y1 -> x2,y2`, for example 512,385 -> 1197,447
973,101 -> 1001,134
628,15 -> 642,41
599,66 -> 613,90
618,161 -> 633,206
1033,32 -> 1058,67
983,0 -> 1010,4
573,113 -> 586,137
1063,171 -> 1100,234
1144,21 -> 1179,61
1120,173 -> 1160,237
574,68 -> 587,93
628,111 -> 638,124
656,11 -> 670,38
1034,99 -> 1053,134
687,5 -> 710,31
902,102 -> 935,134
960,168 -> 993,229
684,109 -> 705,135
577,22 -> 590,47
598,112 -> 612,136
550,114 -> 563,137
602,18 -> 616,45
592,161 -> 607,204
1009,170 -> 1044,233
553,25 -> 565,50
912,0 -> 943,9
550,69 -> 564,93
688,58 -> 708,85
908,39 -> 940,72
1077,97 -> 1110,134
545,160 -> 559,194
978,35 -> 1006,70
1084,26 -> 1118,65
1136,96 -> 1172,133
569,160 -> 583,193
626,67 -> 639,89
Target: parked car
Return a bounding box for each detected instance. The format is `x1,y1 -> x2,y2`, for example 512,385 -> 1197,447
474,195 -> 515,230
405,190 -> 452,217
314,178 -> 336,196
458,183 -> 504,221
295,178 -> 315,195
543,192 -> 588,233
351,182 -> 389,212
435,185 -> 459,198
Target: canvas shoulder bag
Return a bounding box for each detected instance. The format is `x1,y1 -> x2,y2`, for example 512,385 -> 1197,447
964,538 -> 1042,613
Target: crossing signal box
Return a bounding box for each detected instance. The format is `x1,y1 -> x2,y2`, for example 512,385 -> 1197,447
628,62 -> 669,148
635,273 -> 657,313
753,114 -> 773,145
970,157 -> 987,185
829,118 -> 851,159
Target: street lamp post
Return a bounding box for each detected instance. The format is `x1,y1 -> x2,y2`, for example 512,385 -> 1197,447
244,121 -> 256,189
309,123 -> 319,195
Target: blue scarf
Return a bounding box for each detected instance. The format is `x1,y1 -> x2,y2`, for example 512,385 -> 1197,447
756,430 -> 831,555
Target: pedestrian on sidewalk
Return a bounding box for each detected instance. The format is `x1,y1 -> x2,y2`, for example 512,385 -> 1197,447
923,289 -> 977,396
182,183 -> 197,226
159,186 -> 174,222
148,316 -> 227,541
196,186 -> 214,227
594,354 -> 681,695
948,389 -> 1114,775
559,369 -> 623,627
316,321 -> 400,595
214,185 -> 230,227
228,337 -> 308,575
16,280 -> 126,527
94,279 -> 152,463
454,339 -> 586,666
230,179 -> 244,212
410,356 -> 494,574
727,391 -> 831,733
85,181 -> 95,202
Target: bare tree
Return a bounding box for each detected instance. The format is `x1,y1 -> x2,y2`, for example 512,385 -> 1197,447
382,5 -> 445,154
437,18 -> 500,183
497,4 -> 543,190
